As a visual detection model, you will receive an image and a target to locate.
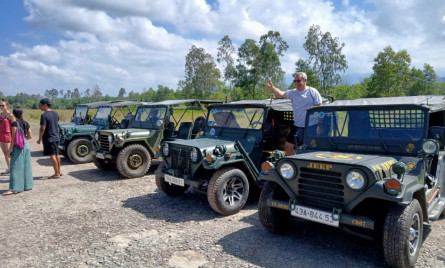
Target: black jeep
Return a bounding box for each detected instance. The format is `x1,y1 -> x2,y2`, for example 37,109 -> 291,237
258,95 -> 445,268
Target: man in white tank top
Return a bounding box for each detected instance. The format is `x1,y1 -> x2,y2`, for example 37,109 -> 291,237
267,72 -> 322,155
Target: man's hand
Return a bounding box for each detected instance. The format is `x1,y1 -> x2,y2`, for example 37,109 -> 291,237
267,79 -> 274,91
37,138 -> 41,144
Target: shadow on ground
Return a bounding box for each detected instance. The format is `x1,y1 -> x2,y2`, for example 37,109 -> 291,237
217,213 -> 388,268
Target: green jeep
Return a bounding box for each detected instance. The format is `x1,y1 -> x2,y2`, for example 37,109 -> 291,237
92,99 -> 220,179
155,99 -> 296,215
59,100 -> 140,164
258,96 -> 445,268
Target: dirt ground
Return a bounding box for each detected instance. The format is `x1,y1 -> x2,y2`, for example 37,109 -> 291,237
0,123 -> 444,268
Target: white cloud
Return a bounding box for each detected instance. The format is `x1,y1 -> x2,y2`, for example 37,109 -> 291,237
1,0 -> 444,96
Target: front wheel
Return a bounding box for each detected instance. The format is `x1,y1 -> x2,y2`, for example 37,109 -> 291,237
207,167 -> 249,216
383,199 -> 423,268
258,182 -> 292,233
67,138 -> 93,164
117,144 -> 151,179
155,162 -> 189,196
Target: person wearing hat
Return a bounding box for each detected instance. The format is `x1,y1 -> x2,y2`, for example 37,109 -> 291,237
37,98 -> 62,179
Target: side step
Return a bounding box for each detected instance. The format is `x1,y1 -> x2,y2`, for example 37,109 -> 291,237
428,197 -> 445,221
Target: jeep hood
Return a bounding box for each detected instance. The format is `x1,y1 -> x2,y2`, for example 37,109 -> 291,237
65,125 -> 100,133
294,151 -> 397,170
168,137 -> 256,152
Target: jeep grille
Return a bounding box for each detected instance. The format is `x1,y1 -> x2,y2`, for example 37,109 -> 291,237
170,146 -> 191,174
297,167 -> 344,210
98,133 -> 111,151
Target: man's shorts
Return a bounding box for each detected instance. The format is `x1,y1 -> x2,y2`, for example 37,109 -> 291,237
43,141 -> 59,156
286,125 -> 305,146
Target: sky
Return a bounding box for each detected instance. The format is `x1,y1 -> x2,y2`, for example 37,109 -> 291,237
0,0 -> 444,97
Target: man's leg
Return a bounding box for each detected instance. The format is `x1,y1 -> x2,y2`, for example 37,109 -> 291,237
0,142 -> 10,170
49,154 -> 59,176
284,141 -> 296,156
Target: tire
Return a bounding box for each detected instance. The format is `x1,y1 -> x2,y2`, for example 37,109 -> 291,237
67,138 -> 93,164
258,182 -> 292,233
207,167 -> 249,216
155,162 -> 189,196
383,199 -> 423,268
92,155 -> 115,171
117,144 -> 151,179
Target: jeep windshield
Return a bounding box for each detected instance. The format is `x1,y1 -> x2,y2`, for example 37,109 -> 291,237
207,107 -> 265,129
305,107 -> 427,154
134,106 -> 167,128
73,106 -> 89,121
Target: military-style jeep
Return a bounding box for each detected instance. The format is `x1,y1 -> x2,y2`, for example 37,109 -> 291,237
155,99 -> 297,215
258,96 -> 445,268
92,99 -> 220,179
59,100 -> 140,164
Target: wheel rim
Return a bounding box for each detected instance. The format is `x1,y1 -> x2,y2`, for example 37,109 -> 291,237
408,213 -> 421,256
76,144 -> 90,157
222,177 -> 244,206
127,153 -> 143,169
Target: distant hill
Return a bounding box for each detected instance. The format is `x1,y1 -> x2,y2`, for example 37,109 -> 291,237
439,77 -> 445,83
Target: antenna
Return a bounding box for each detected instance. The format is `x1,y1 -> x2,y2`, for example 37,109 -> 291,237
398,73 -> 445,91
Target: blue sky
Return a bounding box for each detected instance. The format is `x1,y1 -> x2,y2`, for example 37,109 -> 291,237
0,0 -> 444,97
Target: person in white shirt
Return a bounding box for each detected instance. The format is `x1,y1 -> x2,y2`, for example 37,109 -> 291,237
267,72 -> 322,155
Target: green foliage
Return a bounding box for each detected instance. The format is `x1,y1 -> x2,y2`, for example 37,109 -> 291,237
303,25 -> 348,94
183,45 -> 221,99
235,31 -> 288,99
367,46 -> 411,97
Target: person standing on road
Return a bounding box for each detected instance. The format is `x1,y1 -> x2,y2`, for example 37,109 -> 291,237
37,98 -> 62,179
2,107 -> 33,195
267,72 -> 322,155
0,98 -> 15,175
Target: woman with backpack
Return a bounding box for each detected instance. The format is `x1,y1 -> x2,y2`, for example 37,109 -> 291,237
2,106 -> 33,195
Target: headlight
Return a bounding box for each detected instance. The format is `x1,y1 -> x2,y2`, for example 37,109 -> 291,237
162,143 -> 169,156
279,162 -> 296,180
190,148 -> 199,162
94,133 -> 99,141
422,139 -> 439,155
346,170 -> 366,190
108,135 -> 113,143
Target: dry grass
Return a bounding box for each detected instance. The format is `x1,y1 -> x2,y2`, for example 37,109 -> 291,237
24,109 -> 74,124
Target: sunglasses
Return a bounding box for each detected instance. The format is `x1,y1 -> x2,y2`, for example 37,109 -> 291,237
0,105 -> 4,107
293,79 -> 303,83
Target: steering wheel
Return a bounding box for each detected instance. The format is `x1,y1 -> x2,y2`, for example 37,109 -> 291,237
110,117 -> 120,128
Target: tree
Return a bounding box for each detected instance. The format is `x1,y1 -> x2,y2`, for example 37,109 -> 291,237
118,88 -> 126,98
44,88 -> 59,99
217,35 -> 237,87
92,84 -> 102,99
84,88 -> 91,97
184,45 -> 221,99
235,31 -> 288,99
72,88 -> 80,99
303,25 -> 348,94
367,46 -> 411,97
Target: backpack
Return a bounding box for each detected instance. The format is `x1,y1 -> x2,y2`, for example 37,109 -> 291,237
14,122 -> 26,149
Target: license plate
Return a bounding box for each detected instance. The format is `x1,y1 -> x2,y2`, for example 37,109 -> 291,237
164,174 -> 184,187
96,152 -> 105,159
291,205 -> 339,227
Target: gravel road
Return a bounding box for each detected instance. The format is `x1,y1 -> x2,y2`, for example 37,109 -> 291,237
1,123 -> 444,268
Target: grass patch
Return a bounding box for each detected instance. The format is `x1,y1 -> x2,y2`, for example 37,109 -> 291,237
24,109 -> 74,124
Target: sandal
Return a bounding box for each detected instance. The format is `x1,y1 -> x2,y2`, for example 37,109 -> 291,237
2,191 -> 18,196
47,175 -> 61,179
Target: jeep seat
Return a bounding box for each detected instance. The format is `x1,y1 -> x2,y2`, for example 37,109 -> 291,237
177,122 -> 193,139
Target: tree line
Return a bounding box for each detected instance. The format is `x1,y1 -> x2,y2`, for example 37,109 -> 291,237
2,24 -> 444,109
